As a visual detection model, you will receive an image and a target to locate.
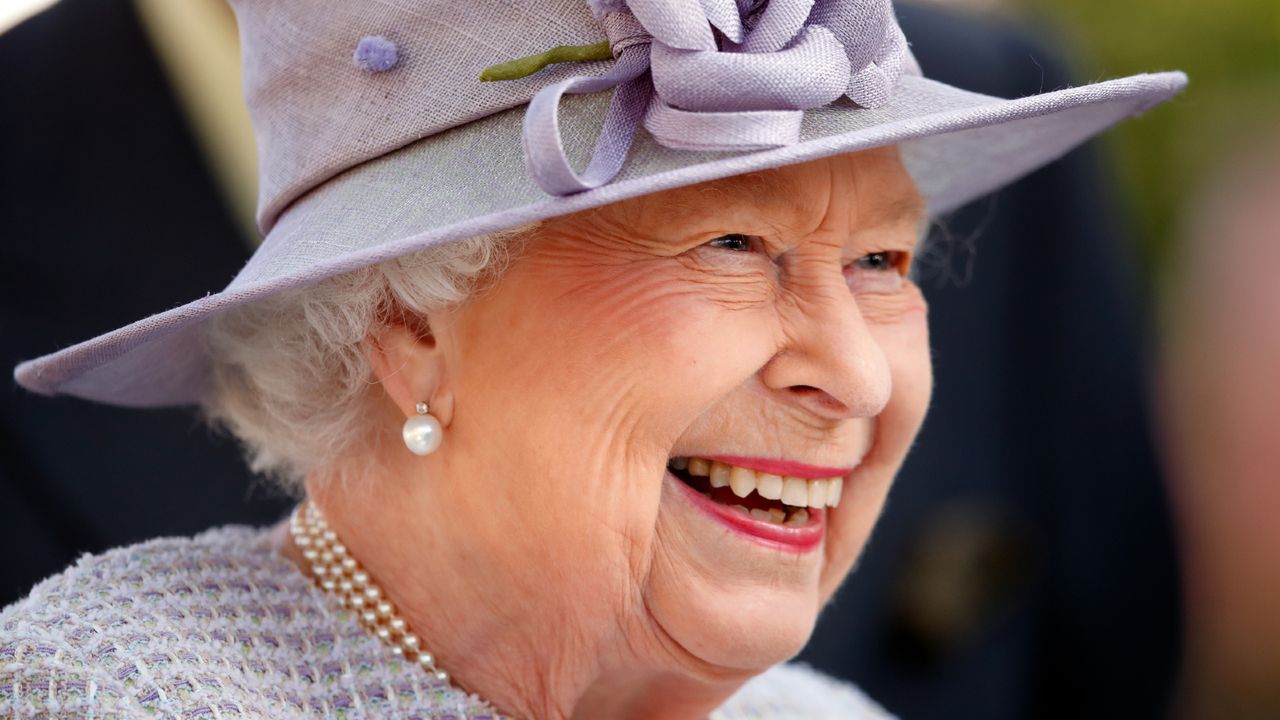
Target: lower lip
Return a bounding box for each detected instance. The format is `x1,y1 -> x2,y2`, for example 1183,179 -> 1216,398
667,471 -> 825,553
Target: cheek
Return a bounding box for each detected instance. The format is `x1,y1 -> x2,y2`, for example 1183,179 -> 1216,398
496,264 -> 779,447
881,305 -> 933,431
443,264 -> 781,559
858,285 -> 933,431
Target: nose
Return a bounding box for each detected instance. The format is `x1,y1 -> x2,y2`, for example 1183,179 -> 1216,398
759,281 -> 892,421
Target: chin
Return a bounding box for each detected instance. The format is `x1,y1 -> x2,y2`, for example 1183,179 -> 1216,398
641,462 -> 846,674
645,555 -> 824,674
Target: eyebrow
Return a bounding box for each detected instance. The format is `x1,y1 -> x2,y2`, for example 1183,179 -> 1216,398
876,195 -> 929,227
695,170 -> 805,212
727,171 -> 928,226
661,170 -> 929,236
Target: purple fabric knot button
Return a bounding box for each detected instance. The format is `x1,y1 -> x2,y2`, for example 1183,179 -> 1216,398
354,36 -> 398,73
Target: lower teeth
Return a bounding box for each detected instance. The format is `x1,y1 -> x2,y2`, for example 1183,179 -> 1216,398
729,504 -> 808,526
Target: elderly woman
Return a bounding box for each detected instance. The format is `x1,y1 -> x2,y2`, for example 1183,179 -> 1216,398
2,0 -> 1183,718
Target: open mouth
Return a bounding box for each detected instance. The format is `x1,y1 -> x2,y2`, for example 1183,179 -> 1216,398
667,457 -> 844,528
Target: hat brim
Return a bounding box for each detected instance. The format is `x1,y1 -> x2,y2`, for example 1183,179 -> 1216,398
14,72 -> 1186,407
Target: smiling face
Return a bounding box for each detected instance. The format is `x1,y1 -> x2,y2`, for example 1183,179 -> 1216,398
338,147 -> 932,713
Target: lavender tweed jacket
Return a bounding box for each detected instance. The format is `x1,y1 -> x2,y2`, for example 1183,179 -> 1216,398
0,527 -> 892,718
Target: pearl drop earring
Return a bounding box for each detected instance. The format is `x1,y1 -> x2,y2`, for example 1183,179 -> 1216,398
402,401 -> 443,456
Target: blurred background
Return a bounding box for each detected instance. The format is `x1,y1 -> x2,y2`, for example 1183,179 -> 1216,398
2,0 -> 1277,718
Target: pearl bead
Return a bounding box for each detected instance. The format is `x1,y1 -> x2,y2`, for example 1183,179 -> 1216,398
289,501 -> 451,688
402,413 -> 443,456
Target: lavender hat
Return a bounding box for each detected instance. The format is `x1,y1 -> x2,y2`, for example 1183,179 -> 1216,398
14,0 -> 1185,407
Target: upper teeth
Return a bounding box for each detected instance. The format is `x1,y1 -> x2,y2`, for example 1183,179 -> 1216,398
676,457 -> 843,509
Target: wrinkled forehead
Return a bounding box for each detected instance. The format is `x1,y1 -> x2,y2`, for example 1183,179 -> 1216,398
605,147 -> 927,234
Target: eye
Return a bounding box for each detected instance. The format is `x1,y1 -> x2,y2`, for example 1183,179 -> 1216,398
705,233 -> 754,252
855,251 -> 901,272
846,250 -> 910,293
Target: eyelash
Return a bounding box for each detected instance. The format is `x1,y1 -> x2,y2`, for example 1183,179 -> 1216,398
705,234 -> 904,273
705,233 -> 753,252
854,251 -> 901,273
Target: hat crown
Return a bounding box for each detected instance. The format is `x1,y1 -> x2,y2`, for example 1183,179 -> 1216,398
231,0 -> 915,234
231,0 -> 610,234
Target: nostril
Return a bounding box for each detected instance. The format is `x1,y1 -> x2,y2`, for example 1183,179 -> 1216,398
789,384 -> 850,414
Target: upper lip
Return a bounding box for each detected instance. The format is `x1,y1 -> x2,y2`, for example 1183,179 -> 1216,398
693,455 -> 856,480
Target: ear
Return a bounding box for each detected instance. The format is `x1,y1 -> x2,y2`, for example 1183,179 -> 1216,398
365,315 -> 454,426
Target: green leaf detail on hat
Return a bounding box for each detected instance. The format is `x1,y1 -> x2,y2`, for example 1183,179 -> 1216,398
479,41 -> 612,82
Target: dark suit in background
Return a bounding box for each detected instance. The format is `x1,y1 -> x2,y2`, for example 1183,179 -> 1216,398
0,0 -> 290,601
0,2 -> 1180,718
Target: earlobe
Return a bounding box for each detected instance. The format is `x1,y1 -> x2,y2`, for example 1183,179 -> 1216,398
365,320 -> 453,426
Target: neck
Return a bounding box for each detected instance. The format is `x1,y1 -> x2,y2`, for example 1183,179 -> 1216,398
277,477 -> 754,719
571,668 -> 746,720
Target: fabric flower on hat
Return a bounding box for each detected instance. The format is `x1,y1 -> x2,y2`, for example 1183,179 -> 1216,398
488,0 -> 916,195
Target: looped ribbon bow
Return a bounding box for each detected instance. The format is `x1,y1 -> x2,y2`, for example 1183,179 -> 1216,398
510,0 -> 915,195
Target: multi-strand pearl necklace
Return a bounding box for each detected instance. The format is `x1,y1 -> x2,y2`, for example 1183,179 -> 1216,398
289,501 -> 450,683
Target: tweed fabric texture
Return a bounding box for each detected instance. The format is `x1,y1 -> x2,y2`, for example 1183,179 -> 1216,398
0,527 -> 892,719
11,0 -> 1186,407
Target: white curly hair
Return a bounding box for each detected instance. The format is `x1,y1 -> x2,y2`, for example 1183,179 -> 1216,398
202,225 -> 535,492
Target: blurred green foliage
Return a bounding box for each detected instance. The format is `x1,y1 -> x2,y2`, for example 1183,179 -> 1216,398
1017,0 -> 1280,284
